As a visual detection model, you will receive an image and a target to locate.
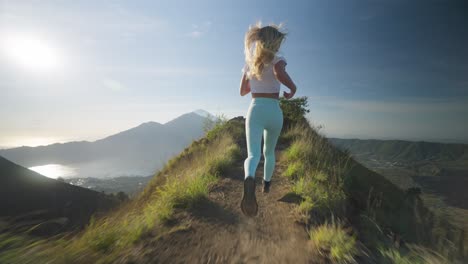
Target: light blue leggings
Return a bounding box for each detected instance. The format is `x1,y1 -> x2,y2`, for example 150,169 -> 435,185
244,97 -> 284,181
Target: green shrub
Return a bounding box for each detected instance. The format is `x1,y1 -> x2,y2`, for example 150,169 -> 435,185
176,173 -> 218,209
378,245 -> 448,264
154,199 -> 174,223
379,248 -> 414,264
297,197 -> 315,213
279,96 -> 310,129
206,145 -> 241,176
284,161 -> 306,179
292,172 -> 346,218
283,141 -> 306,161
88,228 -> 119,253
204,114 -> 228,141
291,176 -> 310,196
309,220 -> 358,264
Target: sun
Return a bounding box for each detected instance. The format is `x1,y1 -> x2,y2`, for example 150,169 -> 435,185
1,33 -> 61,72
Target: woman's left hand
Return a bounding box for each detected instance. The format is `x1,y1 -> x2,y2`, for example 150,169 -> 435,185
283,90 -> 294,99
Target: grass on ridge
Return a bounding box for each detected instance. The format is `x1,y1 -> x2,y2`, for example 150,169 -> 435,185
279,120 -> 458,263
280,121 -> 357,262
280,121 -> 351,220
378,245 -> 448,264
0,121 -> 242,264
308,219 -> 358,264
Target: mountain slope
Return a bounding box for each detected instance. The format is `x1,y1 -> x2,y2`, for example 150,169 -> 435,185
1,114 -> 462,263
0,110 -> 211,178
2,87 -> 465,263
0,156 -> 118,233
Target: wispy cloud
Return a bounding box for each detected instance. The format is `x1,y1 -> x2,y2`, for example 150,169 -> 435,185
102,78 -> 125,92
0,1 -> 169,41
187,31 -> 203,38
186,21 -> 212,38
93,65 -> 228,76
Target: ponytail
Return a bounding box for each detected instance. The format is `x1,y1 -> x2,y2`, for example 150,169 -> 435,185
244,22 -> 286,80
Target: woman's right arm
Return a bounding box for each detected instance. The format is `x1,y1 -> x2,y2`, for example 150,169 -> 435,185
273,60 -> 296,99
239,72 -> 251,96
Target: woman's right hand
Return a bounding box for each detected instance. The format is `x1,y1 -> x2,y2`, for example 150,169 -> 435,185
239,72 -> 251,96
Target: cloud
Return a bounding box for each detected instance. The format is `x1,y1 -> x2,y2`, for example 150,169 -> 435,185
93,65 -> 228,76
0,1 -> 169,41
187,31 -> 203,38
186,21 -> 212,38
102,78 -> 125,92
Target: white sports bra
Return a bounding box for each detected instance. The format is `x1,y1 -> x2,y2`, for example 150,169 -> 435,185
241,55 -> 287,93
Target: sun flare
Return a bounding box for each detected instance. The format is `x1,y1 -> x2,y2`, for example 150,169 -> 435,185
1,33 -> 61,71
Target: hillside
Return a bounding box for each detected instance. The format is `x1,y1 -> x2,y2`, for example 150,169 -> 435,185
329,138 -> 468,163
0,99 -> 464,263
328,139 -> 468,206
329,137 -> 468,257
0,156 -> 119,236
0,111 -> 209,178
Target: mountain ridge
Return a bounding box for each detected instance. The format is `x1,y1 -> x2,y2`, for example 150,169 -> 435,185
1,100 -> 463,263
329,137 -> 468,162
0,155 -> 120,234
0,110 -> 214,178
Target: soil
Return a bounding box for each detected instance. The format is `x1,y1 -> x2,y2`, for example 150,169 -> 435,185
120,143 -> 319,264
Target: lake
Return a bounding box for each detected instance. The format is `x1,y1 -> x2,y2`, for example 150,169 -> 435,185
29,164 -> 77,179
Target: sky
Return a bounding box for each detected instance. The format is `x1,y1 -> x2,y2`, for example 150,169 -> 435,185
1,0 -> 467,148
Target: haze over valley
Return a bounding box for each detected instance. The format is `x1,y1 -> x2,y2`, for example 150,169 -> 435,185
330,138 -> 468,238
0,110 -> 213,180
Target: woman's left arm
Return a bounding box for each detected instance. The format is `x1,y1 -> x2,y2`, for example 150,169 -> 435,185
239,72 -> 251,96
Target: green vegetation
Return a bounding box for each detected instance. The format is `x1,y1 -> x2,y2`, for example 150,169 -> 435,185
309,220 -> 358,264
202,113 -> 230,141
0,118 -> 242,264
280,113 -> 350,221
279,96 -> 458,263
379,245 -> 448,264
1,97 -> 464,263
279,96 -> 310,130
279,97 -> 357,263
330,137 -> 468,259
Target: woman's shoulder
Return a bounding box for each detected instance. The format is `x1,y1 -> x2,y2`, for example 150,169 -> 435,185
272,54 -> 287,65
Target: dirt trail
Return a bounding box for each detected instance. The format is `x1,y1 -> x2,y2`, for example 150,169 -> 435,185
122,143 -> 317,264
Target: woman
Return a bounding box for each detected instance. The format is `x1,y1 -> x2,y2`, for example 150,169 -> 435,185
239,22 -> 297,217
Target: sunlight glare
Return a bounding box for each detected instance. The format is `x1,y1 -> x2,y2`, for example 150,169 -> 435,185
1,33 -> 61,71
29,164 -> 77,179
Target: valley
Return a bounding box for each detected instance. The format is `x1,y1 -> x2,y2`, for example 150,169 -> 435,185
330,138 -> 468,239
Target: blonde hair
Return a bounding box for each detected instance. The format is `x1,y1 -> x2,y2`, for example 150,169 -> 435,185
244,22 -> 287,80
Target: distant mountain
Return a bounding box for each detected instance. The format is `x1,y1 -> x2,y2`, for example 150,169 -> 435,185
193,109 -> 214,119
0,155 -> 118,234
329,138 -> 468,162
0,110 -> 213,179
329,137 -> 468,212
